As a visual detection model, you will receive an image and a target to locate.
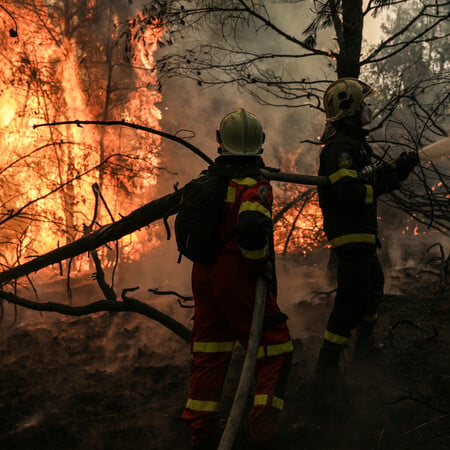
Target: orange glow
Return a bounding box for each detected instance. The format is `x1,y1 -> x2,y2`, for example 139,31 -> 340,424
273,194 -> 324,255
0,1 -> 164,271
0,94 -> 17,127
272,148 -> 325,255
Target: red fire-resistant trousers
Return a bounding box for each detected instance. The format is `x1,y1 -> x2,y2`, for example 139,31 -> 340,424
181,252 -> 293,447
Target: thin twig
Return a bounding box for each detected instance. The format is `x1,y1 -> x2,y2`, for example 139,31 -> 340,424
148,288 -> 193,302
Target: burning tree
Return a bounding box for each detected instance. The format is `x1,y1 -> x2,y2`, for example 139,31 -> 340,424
0,0 -> 164,273
0,0 -> 448,326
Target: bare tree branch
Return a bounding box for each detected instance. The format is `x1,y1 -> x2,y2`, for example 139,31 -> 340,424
0,288 -> 191,342
361,2 -> 450,65
33,119 -> 215,165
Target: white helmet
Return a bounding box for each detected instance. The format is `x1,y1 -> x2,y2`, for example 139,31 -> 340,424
324,78 -> 374,122
217,108 -> 265,156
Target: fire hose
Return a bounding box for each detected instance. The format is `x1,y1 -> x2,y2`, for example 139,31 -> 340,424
261,170 -> 329,186
216,139 -> 450,449
217,275 -> 267,450
261,137 -> 449,186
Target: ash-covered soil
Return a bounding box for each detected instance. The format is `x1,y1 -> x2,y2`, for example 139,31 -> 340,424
0,264 -> 449,450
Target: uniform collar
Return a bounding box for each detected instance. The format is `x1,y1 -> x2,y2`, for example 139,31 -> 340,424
321,120 -> 370,144
208,155 -> 264,178
335,123 -> 369,141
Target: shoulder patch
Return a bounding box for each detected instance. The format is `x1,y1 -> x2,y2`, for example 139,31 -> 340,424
258,185 -> 270,204
338,152 -> 352,168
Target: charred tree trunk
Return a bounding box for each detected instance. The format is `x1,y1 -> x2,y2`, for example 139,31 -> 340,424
337,0 -> 363,77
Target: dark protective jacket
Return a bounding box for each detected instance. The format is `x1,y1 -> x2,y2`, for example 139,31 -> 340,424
208,155 -> 277,292
318,126 -> 378,249
182,155 -> 293,446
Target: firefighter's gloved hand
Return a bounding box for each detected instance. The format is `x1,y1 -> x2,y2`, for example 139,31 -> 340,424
372,165 -> 401,196
395,151 -> 419,181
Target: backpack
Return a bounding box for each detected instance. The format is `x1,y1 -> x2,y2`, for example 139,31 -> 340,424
175,174 -> 230,263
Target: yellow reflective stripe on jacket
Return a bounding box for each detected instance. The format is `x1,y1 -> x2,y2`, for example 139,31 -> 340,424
193,341 -> 235,353
225,186 -> 237,203
328,169 -> 358,184
257,340 -> 294,358
240,245 -> 268,260
365,184 -> 374,205
324,330 -> 348,345
232,177 -> 258,186
254,394 -> 284,411
186,398 -> 219,412
239,201 -> 271,218
225,177 -> 259,202
272,396 -> 284,410
330,233 -> 376,248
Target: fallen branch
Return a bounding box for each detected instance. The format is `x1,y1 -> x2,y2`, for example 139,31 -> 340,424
0,121 -> 328,286
0,288 -> 191,343
0,190 -> 182,286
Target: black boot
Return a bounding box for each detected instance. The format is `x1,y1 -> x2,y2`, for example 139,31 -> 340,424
311,340 -> 353,420
314,340 -> 343,379
312,339 -> 345,399
353,321 -> 384,361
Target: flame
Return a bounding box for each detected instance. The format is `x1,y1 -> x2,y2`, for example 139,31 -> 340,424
273,194 -> 324,255
0,2 -> 330,278
0,1 -> 164,273
0,93 -> 17,127
272,148 -> 325,255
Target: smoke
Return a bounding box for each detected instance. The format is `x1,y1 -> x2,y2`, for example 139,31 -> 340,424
1,236 -> 192,367
275,252 -> 336,339
154,1 -> 329,179
2,1 -> 446,358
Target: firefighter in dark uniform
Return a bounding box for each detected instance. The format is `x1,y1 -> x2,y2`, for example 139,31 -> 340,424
181,108 -> 293,449
315,78 -> 419,379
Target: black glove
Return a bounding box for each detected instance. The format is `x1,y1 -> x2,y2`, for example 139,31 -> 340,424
372,165 -> 401,196
395,151 -> 419,181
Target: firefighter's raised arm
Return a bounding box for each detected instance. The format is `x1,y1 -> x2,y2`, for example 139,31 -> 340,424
321,144 -> 376,208
235,179 -> 272,263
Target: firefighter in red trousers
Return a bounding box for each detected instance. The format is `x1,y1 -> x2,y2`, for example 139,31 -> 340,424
181,108 -> 293,449
315,78 -> 419,381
